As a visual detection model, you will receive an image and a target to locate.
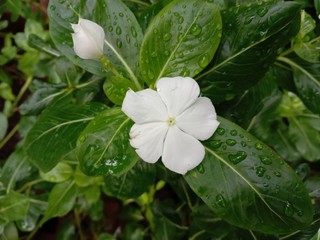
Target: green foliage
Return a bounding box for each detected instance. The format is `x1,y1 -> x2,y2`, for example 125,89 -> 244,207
1,0 -> 320,239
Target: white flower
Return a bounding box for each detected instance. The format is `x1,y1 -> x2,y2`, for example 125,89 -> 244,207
122,76 -> 220,174
71,18 -> 105,59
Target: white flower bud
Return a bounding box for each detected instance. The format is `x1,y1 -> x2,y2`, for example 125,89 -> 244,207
71,18 -> 105,60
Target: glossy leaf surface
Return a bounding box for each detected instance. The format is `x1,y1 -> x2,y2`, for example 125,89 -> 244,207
25,103 -> 105,172
48,0 -> 143,81
185,117 -> 313,234
77,108 -> 138,176
140,0 -> 222,86
198,1 -> 301,103
43,180 -> 77,223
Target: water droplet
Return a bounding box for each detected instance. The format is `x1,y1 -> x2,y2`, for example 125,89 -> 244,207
162,32 -> 172,42
108,26 -> 113,32
245,16 -> 255,24
164,50 -> 170,56
260,156 -> 272,165
190,24 -> 202,36
197,164 -> 205,174
216,194 -> 227,208
178,25 -> 182,31
50,5 -> 56,10
297,209 -> 303,216
263,182 -> 269,188
210,140 -> 222,149
230,130 -> 237,136
58,0 -> 65,3
255,143 -> 263,150
79,135 -> 86,142
226,139 -> 237,146
199,54 -> 209,68
119,12 -> 124,17
284,202 -> 294,217
228,151 -> 247,164
273,171 -> 281,177
116,26 -> 122,35
241,141 -> 247,147
116,39 -> 122,48
216,128 -> 225,135
128,27 -> 136,38
256,166 -> 266,177
257,8 -> 268,17
153,28 -> 158,34
178,16 -> 184,24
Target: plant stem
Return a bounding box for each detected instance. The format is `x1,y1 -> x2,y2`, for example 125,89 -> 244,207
99,55 -> 122,79
11,76 -> 33,116
0,124 -> 19,149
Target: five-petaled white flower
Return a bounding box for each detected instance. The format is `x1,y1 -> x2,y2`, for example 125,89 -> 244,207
122,76 -> 220,174
71,18 -> 105,60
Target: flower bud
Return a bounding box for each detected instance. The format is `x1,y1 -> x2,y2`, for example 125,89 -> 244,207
71,18 -> 105,60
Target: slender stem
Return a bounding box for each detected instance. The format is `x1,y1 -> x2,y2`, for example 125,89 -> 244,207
75,209 -> 85,240
17,179 -> 45,193
0,124 -> 19,149
26,217 -> 46,240
99,55 -> 122,79
11,76 -> 33,115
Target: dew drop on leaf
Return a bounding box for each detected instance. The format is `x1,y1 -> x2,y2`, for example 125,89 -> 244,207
241,141 -> 247,147
119,12 -> 124,17
256,166 -> 266,177
178,16 -> 184,24
131,26 -> 137,37
163,33 -> 172,41
255,143 -> 263,150
58,0 -> 65,3
226,139 -> 237,146
228,151 -> 247,164
230,129 -> 238,136
196,164 -> 205,174
116,26 -> 122,35
216,128 -> 225,135
273,171 -> 281,177
259,156 -> 272,165
257,8 -> 268,17
190,24 -> 202,36
198,54 -> 209,68
245,16 -> 255,24
151,51 -> 158,58
79,135 -> 86,142
210,140 -> 222,149
117,39 -> 122,48
50,5 -> 56,11
216,194 -> 227,208
284,202 -> 294,217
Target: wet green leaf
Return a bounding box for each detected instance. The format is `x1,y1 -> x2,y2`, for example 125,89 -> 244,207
0,112 -> 8,141
43,180 -> 77,222
185,117 -> 313,235
199,1 -> 301,103
0,192 -> 30,225
40,162 -> 74,183
25,103 -> 106,172
77,107 -> 137,176
103,161 -> 156,199
140,0 -> 222,86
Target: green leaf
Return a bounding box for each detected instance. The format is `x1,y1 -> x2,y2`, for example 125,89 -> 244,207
278,56 -> 320,115
25,103 -> 106,172
0,148 -> 34,191
185,117 -> 313,235
77,107 -> 138,176
0,112 -> 7,141
102,161 -> 156,199
40,162 -> 74,183
28,34 -> 61,57
198,1 -> 301,103
140,0 -> 222,86
48,0 -> 143,81
0,192 -> 30,225
103,76 -> 136,105
43,180 -> 77,222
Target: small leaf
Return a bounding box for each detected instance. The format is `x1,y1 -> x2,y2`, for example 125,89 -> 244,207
102,161 -> 156,200
43,180 -> 77,222
0,112 -> 8,141
40,162 -> 74,183
25,103 -> 106,172
140,0 -> 222,86
198,1 -> 301,103
0,192 -> 30,225
185,117 -> 313,235
77,108 -> 138,176
278,56 -> 320,114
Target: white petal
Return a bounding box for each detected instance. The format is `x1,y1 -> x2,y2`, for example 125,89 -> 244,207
71,18 -> 105,59
122,89 -> 168,124
176,97 -> 220,140
130,122 -> 168,163
162,126 -> 205,174
156,77 -> 200,117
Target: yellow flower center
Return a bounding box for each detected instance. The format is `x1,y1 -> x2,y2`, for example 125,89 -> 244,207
167,117 -> 175,126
